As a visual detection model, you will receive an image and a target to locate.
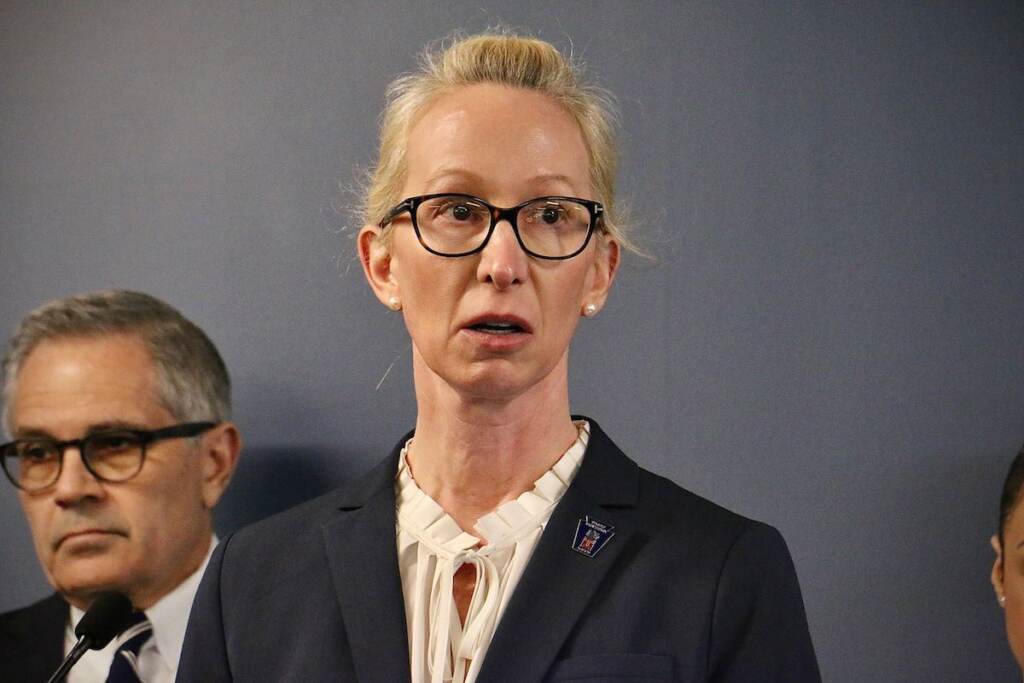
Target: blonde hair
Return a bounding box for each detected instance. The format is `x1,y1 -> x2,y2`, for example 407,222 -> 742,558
362,31 -> 639,255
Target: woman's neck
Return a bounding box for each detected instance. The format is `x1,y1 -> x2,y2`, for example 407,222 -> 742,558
407,352 -> 579,536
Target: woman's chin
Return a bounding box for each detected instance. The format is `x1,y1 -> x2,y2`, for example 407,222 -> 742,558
414,341 -> 568,405
452,369 -> 534,402
453,359 -> 569,405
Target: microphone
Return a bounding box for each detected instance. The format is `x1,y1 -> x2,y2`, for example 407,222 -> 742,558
46,591 -> 135,683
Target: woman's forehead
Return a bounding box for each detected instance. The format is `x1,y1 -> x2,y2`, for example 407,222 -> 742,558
403,84 -> 590,199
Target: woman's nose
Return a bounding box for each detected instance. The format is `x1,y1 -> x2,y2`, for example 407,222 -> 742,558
477,220 -> 528,290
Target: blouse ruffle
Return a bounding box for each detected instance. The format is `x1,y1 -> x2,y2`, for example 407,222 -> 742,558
395,421 -> 589,683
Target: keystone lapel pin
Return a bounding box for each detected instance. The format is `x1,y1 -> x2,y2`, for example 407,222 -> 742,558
571,515 -> 616,557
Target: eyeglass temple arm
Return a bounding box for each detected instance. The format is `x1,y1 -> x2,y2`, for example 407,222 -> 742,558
380,199 -> 415,227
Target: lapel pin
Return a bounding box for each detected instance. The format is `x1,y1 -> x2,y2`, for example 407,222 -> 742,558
571,515 -> 615,557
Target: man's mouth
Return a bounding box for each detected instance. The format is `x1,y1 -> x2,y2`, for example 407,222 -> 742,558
55,529 -> 121,549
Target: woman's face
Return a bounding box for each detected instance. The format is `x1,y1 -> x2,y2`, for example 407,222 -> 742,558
992,503 -> 1024,671
360,84 -> 618,402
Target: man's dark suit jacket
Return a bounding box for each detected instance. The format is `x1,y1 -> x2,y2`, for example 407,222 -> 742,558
0,593 -> 67,682
178,419 -> 820,682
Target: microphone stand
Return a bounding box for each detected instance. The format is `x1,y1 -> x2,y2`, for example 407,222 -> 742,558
45,635 -> 93,683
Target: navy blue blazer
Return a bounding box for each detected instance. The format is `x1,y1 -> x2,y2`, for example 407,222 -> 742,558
0,593 -> 67,683
178,420 -> 820,682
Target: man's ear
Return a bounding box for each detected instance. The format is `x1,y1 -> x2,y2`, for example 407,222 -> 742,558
198,422 -> 242,509
358,224 -> 400,307
992,534 -> 1006,606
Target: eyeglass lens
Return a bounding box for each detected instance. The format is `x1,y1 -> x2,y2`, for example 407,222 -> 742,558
415,195 -> 592,257
5,431 -> 145,491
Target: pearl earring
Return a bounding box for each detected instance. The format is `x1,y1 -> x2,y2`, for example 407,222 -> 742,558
1000,595 -> 1007,607
387,297 -> 402,311
583,303 -> 598,317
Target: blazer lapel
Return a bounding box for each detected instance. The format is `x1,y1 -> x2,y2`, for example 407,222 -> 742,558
322,447 -> 411,683
477,420 -> 640,683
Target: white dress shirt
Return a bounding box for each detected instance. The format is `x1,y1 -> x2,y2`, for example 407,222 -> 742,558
64,536 -> 217,683
396,422 -> 589,683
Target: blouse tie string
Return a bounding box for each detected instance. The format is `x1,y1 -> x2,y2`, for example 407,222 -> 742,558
427,547 -> 507,683
396,421 -> 590,683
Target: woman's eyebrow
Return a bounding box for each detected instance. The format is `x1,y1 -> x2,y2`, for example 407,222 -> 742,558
526,174 -> 582,196
419,171 -> 579,195
422,168 -> 484,190
528,173 -> 574,186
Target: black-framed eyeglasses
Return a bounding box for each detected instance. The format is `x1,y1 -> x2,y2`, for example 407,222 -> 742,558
380,193 -> 603,260
0,422 -> 218,492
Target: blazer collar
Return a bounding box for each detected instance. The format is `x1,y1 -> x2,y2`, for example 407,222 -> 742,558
328,418 -> 638,508
332,419 -> 637,507
322,419 -> 639,683
486,417 -> 640,681
331,430 -> 410,510
567,416 -> 639,506
321,432 -> 411,683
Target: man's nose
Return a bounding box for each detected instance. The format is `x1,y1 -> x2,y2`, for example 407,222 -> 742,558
52,447 -> 104,506
478,220 -> 529,290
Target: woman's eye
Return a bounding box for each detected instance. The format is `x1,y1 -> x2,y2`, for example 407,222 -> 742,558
431,201 -> 484,223
525,204 -> 567,225
541,206 -> 564,224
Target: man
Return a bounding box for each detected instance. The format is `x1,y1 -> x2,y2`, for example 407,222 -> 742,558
0,290 -> 241,682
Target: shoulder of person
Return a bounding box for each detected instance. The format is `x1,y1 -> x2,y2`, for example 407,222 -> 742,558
0,592 -> 67,632
585,419 -> 789,567
0,592 -> 66,676
632,465 -> 789,561
208,451 -> 397,587
221,483 -> 361,562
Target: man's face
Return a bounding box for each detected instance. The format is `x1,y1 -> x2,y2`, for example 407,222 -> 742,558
10,334 -> 215,609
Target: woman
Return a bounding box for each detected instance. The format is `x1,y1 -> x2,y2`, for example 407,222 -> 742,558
179,33 -> 821,682
991,444 -> 1024,673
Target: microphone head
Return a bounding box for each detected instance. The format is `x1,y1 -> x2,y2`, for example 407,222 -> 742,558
74,591 -> 135,649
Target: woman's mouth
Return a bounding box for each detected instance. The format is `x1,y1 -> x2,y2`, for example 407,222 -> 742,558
468,321 -> 525,335
461,316 -> 532,350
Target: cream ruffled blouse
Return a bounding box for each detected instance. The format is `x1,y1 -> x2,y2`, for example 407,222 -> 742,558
395,421 -> 590,683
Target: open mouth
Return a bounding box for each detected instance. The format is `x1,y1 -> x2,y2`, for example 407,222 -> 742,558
469,321 -> 526,335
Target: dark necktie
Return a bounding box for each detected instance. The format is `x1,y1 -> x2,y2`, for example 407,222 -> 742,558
105,611 -> 152,683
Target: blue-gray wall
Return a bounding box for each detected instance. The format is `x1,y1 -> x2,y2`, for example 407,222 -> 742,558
1,2 -> 1021,680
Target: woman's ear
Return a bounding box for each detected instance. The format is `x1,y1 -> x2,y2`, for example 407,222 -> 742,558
583,235 -> 620,314
992,534 -> 1006,606
358,225 -> 400,307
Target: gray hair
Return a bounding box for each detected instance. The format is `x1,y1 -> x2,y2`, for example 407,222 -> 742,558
2,290 -> 231,434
